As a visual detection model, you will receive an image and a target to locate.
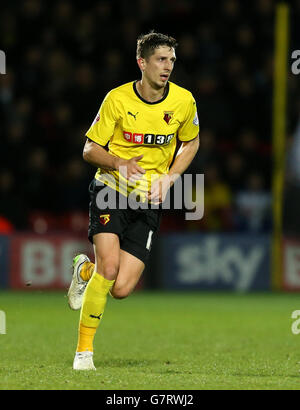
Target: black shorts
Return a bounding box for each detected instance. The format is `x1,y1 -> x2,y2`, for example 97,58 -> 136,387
88,179 -> 162,264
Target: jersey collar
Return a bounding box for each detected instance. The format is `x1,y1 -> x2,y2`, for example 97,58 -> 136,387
133,80 -> 169,105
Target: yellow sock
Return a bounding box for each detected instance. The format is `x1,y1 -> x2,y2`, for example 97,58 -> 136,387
77,324 -> 97,352
80,262 -> 95,282
76,271 -> 115,352
80,262 -> 115,298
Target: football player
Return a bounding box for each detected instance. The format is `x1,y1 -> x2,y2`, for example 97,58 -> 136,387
68,31 -> 200,370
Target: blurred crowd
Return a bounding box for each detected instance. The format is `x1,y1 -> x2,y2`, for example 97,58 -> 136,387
0,0 -> 299,234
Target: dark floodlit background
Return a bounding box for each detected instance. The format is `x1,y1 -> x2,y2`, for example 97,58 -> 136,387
0,0 -> 299,291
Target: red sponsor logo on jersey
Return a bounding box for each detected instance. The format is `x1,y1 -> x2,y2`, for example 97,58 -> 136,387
163,111 -> 174,124
123,130 -> 174,145
123,131 -> 132,141
133,133 -> 144,144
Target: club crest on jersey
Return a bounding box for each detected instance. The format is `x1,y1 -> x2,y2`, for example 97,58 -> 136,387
163,111 -> 174,124
99,214 -> 110,225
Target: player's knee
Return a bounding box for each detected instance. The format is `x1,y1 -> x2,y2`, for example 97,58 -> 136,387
96,258 -> 119,281
110,285 -> 131,300
104,265 -> 119,281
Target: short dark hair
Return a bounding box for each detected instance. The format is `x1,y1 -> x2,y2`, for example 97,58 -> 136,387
136,31 -> 178,60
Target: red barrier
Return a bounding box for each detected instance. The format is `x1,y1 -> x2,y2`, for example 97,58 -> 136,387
10,234 -> 93,289
283,237 -> 300,291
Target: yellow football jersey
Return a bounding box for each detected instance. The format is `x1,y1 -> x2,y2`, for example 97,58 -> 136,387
86,80 -> 199,199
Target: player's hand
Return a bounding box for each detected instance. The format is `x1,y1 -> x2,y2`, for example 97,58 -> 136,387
147,175 -> 172,204
118,155 -> 146,182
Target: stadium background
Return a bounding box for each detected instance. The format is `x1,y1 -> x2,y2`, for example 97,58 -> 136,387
0,0 -> 299,292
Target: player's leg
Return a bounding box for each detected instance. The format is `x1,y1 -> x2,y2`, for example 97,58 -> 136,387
73,233 -> 119,370
111,211 -> 160,298
68,249 -> 144,307
72,210 -> 160,301
110,249 -> 145,299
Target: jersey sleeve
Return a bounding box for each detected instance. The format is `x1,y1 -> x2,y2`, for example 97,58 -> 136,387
86,92 -> 118,146
177,95 -> 199,142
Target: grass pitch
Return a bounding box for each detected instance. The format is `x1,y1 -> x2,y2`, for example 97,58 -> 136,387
0,290 -> 300,390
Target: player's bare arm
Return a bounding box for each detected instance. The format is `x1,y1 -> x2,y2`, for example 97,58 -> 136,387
148,134 -> 200,204
83,138 -> 146,181
169,134 -> 200,180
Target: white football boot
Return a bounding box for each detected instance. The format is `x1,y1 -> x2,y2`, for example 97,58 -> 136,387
67,254 -> 90,310
73,351 -> 96,371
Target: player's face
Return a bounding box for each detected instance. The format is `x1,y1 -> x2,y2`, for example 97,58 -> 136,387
141,46 -> 176,90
